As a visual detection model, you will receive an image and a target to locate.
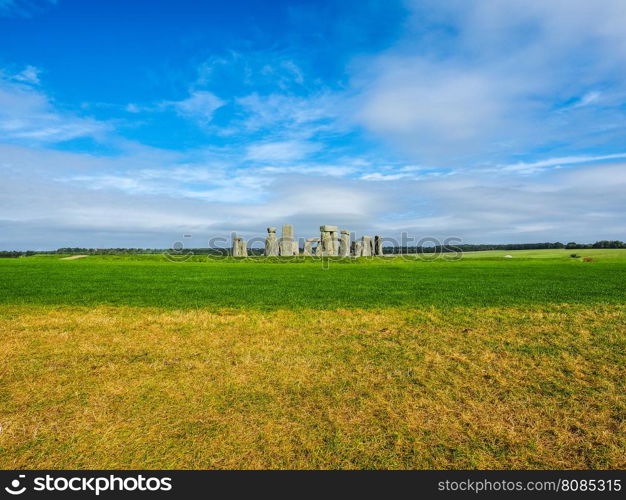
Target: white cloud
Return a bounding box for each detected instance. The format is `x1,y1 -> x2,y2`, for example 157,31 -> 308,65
573,91 -> 601,108
280,60 -> 304,85
259,164 -> 355,177
354,0 -> 626,163
0,72 -> 110,144
3,141 -> 626,249
166,90 -> 225,123
3,3 -> 626,248
125,103 -> 140,113
12,65 -> 41,84
361,173 -> 412,181
235,92 -> 342,133
498,153 -> 626,175
245,140 -> 320,162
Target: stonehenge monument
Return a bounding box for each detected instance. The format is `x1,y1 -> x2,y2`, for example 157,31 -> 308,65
231,234 -> 248,257
232,224 -> 384,258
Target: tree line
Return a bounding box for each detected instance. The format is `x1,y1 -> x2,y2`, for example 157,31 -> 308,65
386,240 -> 626,254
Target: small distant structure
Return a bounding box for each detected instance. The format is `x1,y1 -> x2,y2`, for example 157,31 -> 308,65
226,224 -> 384,258
504,254 -> 513,258
231,224 -> 385,258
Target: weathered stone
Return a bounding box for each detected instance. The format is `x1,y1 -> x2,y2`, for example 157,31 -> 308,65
351,239 -> 363,257
265,227 -> 279,256
339,229 -> 351,257
315,240 -> 323,256
330,231 -> 339,255
231,234 -> 240,257
361,236 -> 373,257
319,225 -> 339,256
320,231 -> 334,256
374,235 -> 384,256
279,224 -> 299,256
303,237 -> 319,256
232,234 -> 248,257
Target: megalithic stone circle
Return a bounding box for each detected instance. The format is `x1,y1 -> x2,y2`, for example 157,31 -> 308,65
233,224 -> 381,259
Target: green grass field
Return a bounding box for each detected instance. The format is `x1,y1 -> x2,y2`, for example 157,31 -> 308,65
1,249 -> 625,469
1,249 -> 625,309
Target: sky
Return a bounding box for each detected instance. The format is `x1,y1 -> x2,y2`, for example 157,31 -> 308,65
1,0 -> 626,250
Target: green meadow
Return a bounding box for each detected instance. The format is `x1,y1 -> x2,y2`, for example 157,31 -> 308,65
1,249 -> 625,309
1,249 -> 624,469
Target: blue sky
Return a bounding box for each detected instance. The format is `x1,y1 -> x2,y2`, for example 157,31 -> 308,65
1,0 -> 626,249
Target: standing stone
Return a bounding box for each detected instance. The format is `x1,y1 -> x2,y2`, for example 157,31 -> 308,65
351,239 -> 363,257
339,230 -> 351,257
361,236 -> 373,257
320,230 -> 332,256
265,227 -> 279,256
303,237 -> 319,256
319,225 -> 339,256
232,234 -> 248,257
232,234 -> 240,257
315,240 -> 323,256
279,224 -> 299,256
374,235 -> 384,256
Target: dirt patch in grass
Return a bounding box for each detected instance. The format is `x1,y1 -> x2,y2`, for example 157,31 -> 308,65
59,255 -> 89,260
0,304 -> 624,469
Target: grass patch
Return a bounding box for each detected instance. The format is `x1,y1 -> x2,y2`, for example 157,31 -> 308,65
1,250 -> 625,309
0,304 -> 624,469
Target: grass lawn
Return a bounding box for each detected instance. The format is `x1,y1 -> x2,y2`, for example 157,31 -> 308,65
0,249 -> 624,469
1,249 -> 625,309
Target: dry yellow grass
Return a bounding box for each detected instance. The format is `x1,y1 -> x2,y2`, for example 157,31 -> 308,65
1,304 -> 624,469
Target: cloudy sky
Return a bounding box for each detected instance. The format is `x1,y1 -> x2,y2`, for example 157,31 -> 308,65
1,0 -> 626,250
